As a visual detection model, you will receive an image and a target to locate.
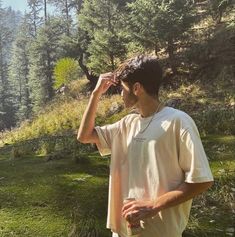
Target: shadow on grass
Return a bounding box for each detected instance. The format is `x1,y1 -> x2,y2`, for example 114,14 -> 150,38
0,135 -> 234,236
183,136 -> 235,237
0,151 -> 111,237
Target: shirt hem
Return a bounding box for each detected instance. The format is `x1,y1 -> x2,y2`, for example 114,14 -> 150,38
185,176 -> 214,183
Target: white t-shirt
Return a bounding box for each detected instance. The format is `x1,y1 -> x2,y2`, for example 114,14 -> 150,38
95,107 -> 213,237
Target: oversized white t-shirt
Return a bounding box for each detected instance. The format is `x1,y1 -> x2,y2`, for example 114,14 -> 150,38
95,107 -> 213,237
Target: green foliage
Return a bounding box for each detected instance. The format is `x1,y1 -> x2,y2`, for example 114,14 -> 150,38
1,0 -> 235,131
127,0 -> 160,51
27,0 -> 43,36
129,0 -> 195,43
156,0 -> 195,42
28,19 -> 63,112
8,16 -> 32,123
0,3 -> 235,236
127,0 -> 196,72
37,139 -> 56,156
195,108 -> 235,136
160,82 -> 235,136
56,34 -> 81,59
0,86 -> 123,145
87,30 -> 126,74
78,0 -> 127,74
0,5 -> 17,130
209,0 -> 234,23
53,57 -> 80,89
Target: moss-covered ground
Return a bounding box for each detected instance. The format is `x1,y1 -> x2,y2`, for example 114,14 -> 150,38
0,151 -> 110,237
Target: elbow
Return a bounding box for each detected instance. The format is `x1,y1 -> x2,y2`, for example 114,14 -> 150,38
77,129 -> 97,144
77,134 -> 89,144
201,181 -> 214,193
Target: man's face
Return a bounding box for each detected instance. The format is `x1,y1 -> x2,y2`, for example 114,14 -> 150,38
120,81 -> 138,108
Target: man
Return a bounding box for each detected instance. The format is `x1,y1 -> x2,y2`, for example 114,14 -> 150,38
77,55 -> 214,237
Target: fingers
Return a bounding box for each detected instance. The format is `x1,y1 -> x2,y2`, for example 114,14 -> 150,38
99,72 -> 119,86
124,208 -> 148,223
122,200 -> 135,212
122,201 -> 140,222
93,72 -> 119,95
122,200 -> 154,223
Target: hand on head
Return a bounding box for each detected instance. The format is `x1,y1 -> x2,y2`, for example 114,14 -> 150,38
93,72 -> 119,95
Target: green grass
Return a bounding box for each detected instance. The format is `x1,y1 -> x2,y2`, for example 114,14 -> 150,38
0,93 -> 123,147
184,135 -> 235,237
0,152 -> 111,237
0,135 -> 234,237
203,135 -> 235,177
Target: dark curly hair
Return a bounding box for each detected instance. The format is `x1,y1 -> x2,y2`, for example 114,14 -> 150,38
115,55 -> 163,97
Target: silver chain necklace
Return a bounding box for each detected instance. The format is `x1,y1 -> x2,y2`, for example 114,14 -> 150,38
139,102 -> 163,134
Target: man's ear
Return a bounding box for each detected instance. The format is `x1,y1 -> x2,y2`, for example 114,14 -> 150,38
132,82 -> 142,96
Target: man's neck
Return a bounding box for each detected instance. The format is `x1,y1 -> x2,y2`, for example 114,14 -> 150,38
136,95 -> 162,118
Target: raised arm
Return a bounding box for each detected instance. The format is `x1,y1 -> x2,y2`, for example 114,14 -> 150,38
77,72 -> 118,144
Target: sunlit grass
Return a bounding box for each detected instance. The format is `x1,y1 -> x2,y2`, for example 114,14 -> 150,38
0,152 -> 110,237
0,88 -> 123,146
184,136 -> 235,237
0,136 -> 234,236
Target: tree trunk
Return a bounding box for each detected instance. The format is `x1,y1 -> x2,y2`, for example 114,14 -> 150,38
167,38 -> 177,75
76,0 -> 83,14
110,53 -> 115,71
33,7 -> 37,37
44,0 -> 47,23
78,49 -> 98,88
154,42 -> 158,58
24,72 -> 31,119
46,49 -> 54,100
19,72 -> 22,104
65,0 -> 70,36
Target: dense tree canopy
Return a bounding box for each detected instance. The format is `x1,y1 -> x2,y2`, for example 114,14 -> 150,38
0,0 -> 233,130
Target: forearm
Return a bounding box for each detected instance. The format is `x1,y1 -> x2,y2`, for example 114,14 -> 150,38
77,91 -> 101,143
77,72 -> 117,144
122,181 -> 213,222
153,181 -> 213,213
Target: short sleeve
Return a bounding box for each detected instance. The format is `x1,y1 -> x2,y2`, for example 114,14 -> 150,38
179,125 -> 214,183
95,120 -> 122,156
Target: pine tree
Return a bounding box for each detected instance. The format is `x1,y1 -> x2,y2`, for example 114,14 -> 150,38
78,0 -> 127,75
9,15 -> 32,122
27,0 -> 43,37
28,18 -> 64,112
69,0 -> 83,14
0,2 -> 18,130
128,0 -> 196,74
48,0 -> 73,36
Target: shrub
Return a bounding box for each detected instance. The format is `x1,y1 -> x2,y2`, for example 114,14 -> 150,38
192,107 -> 235,136
54,58 -> 81,89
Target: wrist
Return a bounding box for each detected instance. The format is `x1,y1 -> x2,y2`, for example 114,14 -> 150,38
91,90 -> 102,98
152,200 -> 161,215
